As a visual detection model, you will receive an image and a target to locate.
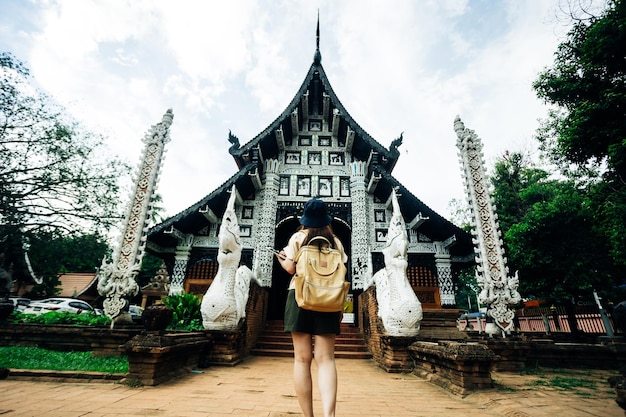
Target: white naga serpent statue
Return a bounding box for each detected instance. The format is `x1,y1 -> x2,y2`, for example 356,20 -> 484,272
365,189 -> 423,336
200,185 -> 258,330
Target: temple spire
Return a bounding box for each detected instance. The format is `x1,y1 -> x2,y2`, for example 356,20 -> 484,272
314,10 -> 321,65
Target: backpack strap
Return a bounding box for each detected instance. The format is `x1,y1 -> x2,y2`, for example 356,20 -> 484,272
306,236 -> 332,248
295,236 -> 332,263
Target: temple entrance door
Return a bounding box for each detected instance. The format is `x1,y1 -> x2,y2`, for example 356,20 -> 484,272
267,217 -> 352,321
267,217 -> 299,321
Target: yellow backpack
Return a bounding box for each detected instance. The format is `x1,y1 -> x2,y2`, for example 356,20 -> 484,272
293,236 -> 349,312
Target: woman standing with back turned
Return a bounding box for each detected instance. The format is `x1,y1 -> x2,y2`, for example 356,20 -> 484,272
275,198 -> 348,417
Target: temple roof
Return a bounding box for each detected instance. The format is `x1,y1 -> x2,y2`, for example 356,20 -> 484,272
146,27 -> 473,259
148,162 -> 257,247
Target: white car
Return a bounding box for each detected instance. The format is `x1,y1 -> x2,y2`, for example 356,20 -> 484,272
129,305 -> 144,322
9,297 -> 31,311
22,298 -> 97,315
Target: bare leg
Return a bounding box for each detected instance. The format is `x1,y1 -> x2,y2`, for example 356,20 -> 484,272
291,331 -> 314,417
314,334 -> 337,417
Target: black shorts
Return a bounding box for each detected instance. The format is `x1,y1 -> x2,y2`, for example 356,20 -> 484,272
284,290 -> 341,335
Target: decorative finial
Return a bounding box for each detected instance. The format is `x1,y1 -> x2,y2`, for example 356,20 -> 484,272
314,10 -> 321,65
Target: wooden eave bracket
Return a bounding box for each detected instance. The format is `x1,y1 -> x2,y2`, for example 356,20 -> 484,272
443,235 -> 457,249
322,93 -> 330,121
367,173 -> 381,194
332,109 -> 340,138
198,206 -> 219,224
255,145 -> 264,164
302,91 -> 309,121
408,212 -> 429,229
249,168 -> 263,191
345,127 -> 355,151
145,240 -> 174,254
275,127 -> 285,152
366,149 -> 378,175
164,225 -> 185,241
291,110 -> 299,140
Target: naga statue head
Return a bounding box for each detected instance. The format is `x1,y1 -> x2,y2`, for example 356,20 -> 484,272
383,188 -> 408,262
218,185 -> 242,262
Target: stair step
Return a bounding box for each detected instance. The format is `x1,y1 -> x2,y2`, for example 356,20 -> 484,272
251,348 -> 372,360
255,340 -> 370,351
252,320 -> 371,359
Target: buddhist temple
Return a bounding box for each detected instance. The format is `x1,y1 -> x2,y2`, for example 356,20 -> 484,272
145,22 -> 474,324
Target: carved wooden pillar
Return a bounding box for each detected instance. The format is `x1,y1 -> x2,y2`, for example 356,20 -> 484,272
350,161 -> 371,290
169,240 -> 192,295
254,159 -> 280,287
435,249 -> 455,306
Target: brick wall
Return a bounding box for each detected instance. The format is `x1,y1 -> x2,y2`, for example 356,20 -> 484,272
358,287 -> 417,372
0,323 -> 141,357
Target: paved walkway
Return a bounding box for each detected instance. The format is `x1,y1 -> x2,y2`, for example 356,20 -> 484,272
0,356 -> 622,416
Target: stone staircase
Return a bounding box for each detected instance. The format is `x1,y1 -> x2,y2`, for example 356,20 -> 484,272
252,320 -> 372,359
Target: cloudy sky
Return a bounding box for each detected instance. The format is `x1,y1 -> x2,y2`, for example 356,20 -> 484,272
0,0 -> 606,222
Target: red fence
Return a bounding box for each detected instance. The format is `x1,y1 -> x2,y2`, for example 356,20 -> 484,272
516,314 -> 612,333
458,305 -> 617,335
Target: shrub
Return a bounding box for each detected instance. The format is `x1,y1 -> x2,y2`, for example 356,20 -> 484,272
162,293 -> 203,330
9,310 -> 112,326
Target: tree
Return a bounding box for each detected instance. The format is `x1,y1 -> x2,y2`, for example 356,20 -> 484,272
533,0 -> 626,266
1,52 -> 129,290
491,152 -> 621,335
534,0 -> 625,172
0,52 -> 128,235
20,231 -> 111,299
455,266 -> 480,312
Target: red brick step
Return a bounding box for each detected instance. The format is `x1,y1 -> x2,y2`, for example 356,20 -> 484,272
252,320 -> 372,359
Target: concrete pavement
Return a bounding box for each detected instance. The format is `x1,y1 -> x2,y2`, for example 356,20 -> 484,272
0,356 -> 622,416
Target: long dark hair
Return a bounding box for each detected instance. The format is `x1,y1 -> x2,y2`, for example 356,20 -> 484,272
299,224 -> 337,248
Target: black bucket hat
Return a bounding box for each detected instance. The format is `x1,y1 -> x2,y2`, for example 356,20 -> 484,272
300,198 -> 332,228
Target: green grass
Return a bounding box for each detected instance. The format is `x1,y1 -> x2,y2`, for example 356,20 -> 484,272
522,367 -> 615,397
531,375 -> 598,390
0,346 -> 128,373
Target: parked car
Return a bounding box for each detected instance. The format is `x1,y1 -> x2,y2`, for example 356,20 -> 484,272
458,311 -> 486,321
129,305 -> 144,322
22,298 -> 97,315
9,297 -> 31,311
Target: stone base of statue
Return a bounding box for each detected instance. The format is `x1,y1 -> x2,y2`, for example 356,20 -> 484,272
419,309 -> 469,341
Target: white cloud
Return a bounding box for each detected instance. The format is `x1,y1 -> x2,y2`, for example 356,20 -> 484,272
0,0 -> 606,220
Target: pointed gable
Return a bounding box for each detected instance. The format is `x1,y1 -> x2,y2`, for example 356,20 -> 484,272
227,60 -> 402,175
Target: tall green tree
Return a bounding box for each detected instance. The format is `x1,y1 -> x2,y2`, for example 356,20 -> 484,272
0,53 -> 129,290
491,152 -> 620,334
0,52 -> 128,235
533,0 -> 626,266
20,231 -> 111,299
